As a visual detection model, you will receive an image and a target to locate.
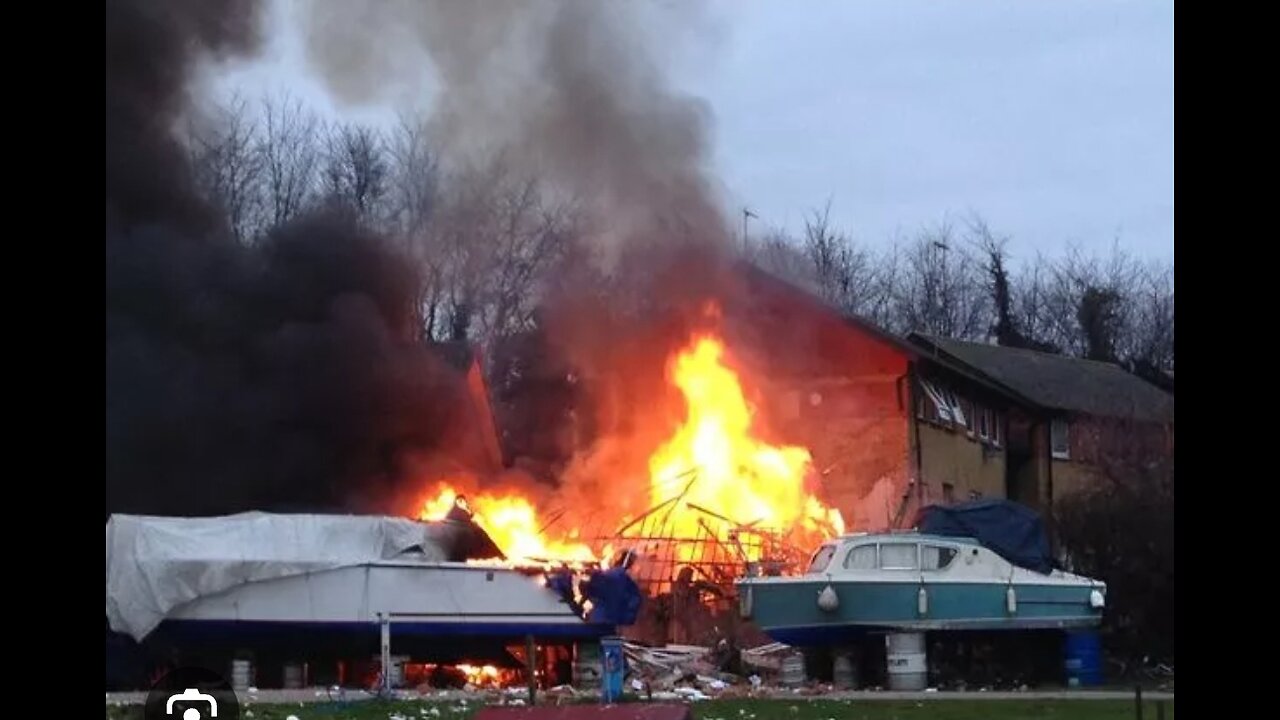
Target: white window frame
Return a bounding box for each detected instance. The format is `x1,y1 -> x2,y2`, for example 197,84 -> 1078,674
945,390 -> 967,428
920,380 -> 971,430
920,381 -> 952,423
808,544 -> 837,573
878,542 -> 921,571
991,411 -> 1003,447
843,543 -> 878,570
1051,419 -> 1070,460
921,544 -> 959,572
977,405 -> 990,440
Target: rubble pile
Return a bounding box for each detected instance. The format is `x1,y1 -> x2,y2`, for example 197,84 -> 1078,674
618,641 -> 836,701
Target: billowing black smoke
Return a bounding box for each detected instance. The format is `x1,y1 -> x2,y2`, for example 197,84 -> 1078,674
106,0 -> 464,516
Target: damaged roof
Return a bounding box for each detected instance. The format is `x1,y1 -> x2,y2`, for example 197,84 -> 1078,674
736,261 -> 922,358
909,333 -> 1174,423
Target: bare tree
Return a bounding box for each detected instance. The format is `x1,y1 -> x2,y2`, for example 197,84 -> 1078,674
802,202 -> 888,322
385,114 -> 440,243
744,206 -> 894,328
385,116 -> 444,342
188,94 -> 263,242
321,122 -> 390,222
888,222 -> 991,339
413,157 -> 578,353
1012,253 -> 1059,351
258,92 -> 320,229
480,178 -> 578,345
1037,242 -> 1144,360
802,202 -> 853,306
746,229 -> 817,291
969,216 -> 1059,352
1121,261 -> 1175,372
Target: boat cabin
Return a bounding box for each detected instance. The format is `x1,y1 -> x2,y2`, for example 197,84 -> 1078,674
806,533 -> 993,577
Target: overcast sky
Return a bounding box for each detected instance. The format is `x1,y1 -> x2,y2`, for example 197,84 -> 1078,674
215,0 -> 1174,263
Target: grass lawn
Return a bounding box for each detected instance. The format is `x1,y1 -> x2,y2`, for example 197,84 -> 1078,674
105,697 -> 1173,720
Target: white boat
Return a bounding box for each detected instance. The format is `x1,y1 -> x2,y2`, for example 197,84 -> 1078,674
105,512 -> 628,686
736,500 -> 1106,647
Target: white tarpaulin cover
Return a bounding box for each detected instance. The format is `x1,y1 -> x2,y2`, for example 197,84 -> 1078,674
106,512 -> 446,641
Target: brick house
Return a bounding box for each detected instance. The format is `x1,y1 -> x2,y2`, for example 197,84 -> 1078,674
906,334 -> 1174,509
724,266 -> 1173,529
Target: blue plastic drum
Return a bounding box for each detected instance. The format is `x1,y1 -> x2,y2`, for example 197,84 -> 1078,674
601,635 -> 625,702
1064,630 -> 1103,687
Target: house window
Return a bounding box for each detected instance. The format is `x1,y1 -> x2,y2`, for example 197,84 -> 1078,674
962,400 -> 975,437
977,406 -> 989,440
942,483 -> 955,504
879,543 -> 920,570
920,380 -> 970,429
922,545 -> 958,571
991,412 -> 1003,447
920,381 -> 953,424
844,544 -> 877,570
1051,419 -> 1070,460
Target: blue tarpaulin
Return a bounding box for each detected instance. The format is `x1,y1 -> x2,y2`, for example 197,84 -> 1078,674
917,499 -> 1056,574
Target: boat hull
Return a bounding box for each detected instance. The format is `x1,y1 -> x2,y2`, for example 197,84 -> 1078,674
107,561 -> 612,688
160,560 -> 609,638
739,577 -> 1102,647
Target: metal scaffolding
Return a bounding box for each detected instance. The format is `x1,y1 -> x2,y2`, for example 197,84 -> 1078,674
593,469 -> 807,597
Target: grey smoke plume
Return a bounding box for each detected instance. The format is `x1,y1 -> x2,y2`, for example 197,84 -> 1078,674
301,0 -> 730,260
299,1 -> 748,504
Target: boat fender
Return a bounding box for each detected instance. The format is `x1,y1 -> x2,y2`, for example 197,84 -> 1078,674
917,586 -> 928,616
1005,585 -> 1017,614
1089,589 -> 1105,609
817,584 -> 840,612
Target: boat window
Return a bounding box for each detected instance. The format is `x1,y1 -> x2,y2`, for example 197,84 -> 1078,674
843,544 -> 877,570
807,544 -> 837,573
879,543 -> 919,570
922,545 -> 958,571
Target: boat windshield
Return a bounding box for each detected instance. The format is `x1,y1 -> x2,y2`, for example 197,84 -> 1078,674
806,544 -> 837,573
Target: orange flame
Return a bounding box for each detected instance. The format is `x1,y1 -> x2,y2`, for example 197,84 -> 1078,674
417,484 -> 596,563
403,662 -> 521,689
646,335 -> 844,558
413,332 -> 844,570
455,663 -> 519,688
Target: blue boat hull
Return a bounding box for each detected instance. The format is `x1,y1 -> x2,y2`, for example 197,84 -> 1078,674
106,617 -> 614,690
740,579 -> 1102,647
